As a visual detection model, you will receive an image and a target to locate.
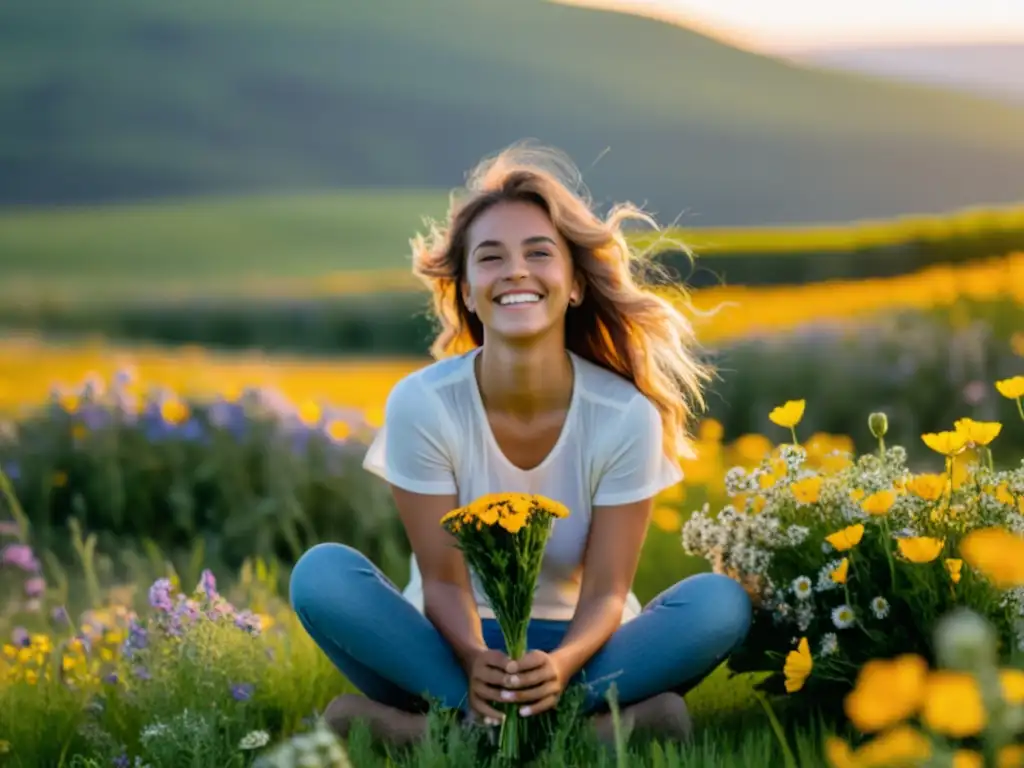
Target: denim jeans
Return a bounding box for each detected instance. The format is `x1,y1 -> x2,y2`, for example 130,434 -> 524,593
289,543 -> 752,714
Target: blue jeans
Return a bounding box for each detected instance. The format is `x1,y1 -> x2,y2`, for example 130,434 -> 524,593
289,543 -> 751,714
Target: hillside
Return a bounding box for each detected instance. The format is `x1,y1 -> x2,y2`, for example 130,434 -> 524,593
3,0 -> 1024,224
790,43 -> 1024,104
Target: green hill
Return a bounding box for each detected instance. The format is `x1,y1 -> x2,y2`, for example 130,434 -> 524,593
3,0 -> 1024,224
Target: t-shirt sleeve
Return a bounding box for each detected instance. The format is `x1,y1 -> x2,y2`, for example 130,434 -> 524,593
592,394 -> 684,507
361,375 -> 459,496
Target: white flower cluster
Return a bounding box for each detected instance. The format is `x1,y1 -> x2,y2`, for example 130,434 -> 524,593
253,720 -> 353,768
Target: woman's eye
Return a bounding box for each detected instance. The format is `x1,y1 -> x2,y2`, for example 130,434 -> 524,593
528,250 -> 550,258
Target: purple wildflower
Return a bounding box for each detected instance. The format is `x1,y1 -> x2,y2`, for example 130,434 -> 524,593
122,619 -> 148,659
148,579 -> 173,612
113,750 -> 130,768
104,672 -> 119,685
230,682 -> 254,702
11,627 -> 29,647
133,665 -> 151,681
197,569 -> 217,601
24,576 -> 45,597
233,610 -> 262,636
1,543 -> 40,572
51,606 -> 69,625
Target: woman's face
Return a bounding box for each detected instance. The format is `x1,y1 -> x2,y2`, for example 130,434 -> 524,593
462,200 -> 581,345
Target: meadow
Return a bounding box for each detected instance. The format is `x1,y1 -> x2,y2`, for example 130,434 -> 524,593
2,189 -> 1024,765
3,358 -> 1024,767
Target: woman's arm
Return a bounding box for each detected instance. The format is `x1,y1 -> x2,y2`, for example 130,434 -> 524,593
389,486 -> 487,670
549,496 -> 654,680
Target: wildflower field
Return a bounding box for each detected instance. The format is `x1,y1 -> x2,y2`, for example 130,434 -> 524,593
2,204 -> 1024,764
3,325 -> 1024,765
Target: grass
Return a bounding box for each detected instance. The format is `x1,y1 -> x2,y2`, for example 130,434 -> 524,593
4,0 -> 1024,224
1,189 -> 1023,304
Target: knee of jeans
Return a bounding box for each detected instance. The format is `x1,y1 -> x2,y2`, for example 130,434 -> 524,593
701,573 -> 752,649
669,572 -> 752,650
289,542 -> 367,621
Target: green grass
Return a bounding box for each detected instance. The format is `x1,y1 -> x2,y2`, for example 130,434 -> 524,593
4,0 -> 1024,224
2,190 -> 1023,304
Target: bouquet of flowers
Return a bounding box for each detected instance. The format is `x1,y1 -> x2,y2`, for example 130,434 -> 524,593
440,492 -> 570,761
681,376 -> 1024,709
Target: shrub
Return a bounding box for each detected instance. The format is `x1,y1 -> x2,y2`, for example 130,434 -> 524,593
681,378 -> 1024,714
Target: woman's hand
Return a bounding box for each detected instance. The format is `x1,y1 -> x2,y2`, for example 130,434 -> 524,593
468,649 -> 514,725
496,650 -> 567,717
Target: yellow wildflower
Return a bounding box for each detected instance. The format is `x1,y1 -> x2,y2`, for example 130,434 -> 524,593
830,558 -> 849,585
906,473 -> 947,502
825,524 -> 864,552
791,476 -> 823,505
1000,668 -> 1024,704
852,724 -> 931,767
944,558 -> 962,584
783,637 -> 812,693
995,376 -> 1024,399
298,400 -> 321,426
961,527 -> 1024,588
769,399 -> 805,429
823,737 -> 857,768
954,417 -> 1002,446
922,671 -> 985,738
922,430 -> 968,456
844,653 -> 928,733
160,398 -> 190,425
897,537 -> 944,564
861,490 -> 896,516
952,751 -> 983,768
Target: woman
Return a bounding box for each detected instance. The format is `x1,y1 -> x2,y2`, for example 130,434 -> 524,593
289,142 -> 752,746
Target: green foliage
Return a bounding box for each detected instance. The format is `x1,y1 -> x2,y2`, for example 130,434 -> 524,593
4,0 -> 1024,224
0,376 -> 409,592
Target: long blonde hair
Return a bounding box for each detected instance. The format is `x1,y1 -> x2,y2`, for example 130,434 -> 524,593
410,141 -> 712,464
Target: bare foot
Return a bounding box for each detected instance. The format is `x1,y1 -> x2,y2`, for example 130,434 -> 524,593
592,693 -> 692,746
322,693 -> 428,746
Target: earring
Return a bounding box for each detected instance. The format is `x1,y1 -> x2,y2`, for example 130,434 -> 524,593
569,294 -> 580,307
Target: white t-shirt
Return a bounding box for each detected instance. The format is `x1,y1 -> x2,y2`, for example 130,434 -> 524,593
362,347 -> 686,624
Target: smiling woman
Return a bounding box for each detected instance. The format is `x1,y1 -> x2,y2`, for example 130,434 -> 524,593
288,141 -> 752,749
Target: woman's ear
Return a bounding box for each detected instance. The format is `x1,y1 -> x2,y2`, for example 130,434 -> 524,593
570,276 -> 585,307
461,278 -> 476,313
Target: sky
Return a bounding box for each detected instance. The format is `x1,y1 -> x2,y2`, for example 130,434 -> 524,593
558,0 -> 1024,51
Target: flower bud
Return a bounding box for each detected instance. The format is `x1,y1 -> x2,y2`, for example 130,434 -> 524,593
868,412 -> 889,439
934,608 -> 997,672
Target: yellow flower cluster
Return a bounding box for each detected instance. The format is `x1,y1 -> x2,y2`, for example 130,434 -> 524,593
826,652 -> 1024,767
441,493 -> 570,535
1,605 -> 134,689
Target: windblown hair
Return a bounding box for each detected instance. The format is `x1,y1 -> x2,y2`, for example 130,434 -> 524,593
410,141 -> 712,464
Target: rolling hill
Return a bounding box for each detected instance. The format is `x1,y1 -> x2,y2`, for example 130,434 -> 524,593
3,0 -> 1024,224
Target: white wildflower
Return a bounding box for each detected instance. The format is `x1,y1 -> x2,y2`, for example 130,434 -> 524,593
816,560 -> 844,592
724,466 -> 753,496
140,722 -> 169,742
239,730 -> 271,750
796,603 -> 814,632
820,633 -> 838,657
832,604 -> 856,629
870,597 -> 890,620
791,576 -> 813,601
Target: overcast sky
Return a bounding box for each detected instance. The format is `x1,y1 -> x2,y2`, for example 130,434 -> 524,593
559,0 -> 1024,51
